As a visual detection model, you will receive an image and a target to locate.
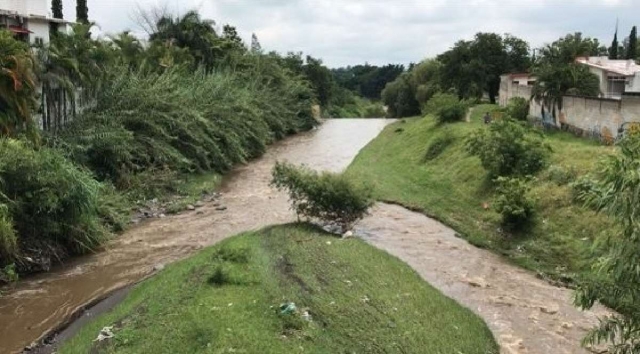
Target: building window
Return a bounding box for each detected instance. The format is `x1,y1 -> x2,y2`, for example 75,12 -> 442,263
35,37 -> 44,46
607,75 -> 627,99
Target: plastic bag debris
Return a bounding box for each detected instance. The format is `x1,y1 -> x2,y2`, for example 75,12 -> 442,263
279,302 -> 297,315
94,326 -> 115,342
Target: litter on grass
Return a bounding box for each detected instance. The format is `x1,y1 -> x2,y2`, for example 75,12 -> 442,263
94,326 -> 115,342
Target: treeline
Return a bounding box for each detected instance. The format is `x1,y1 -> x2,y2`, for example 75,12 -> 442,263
291,60 -> 404,118
0,10 -> 342,278
382,27 -> 640,119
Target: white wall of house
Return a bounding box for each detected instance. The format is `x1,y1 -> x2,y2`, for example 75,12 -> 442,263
587,66 -> 608,96
27,18 -> 50,44
626,75 -> 640,93
0,0 -> 48,17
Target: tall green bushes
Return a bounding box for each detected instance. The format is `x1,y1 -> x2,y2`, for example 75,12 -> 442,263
466,118 -> 549,230
0,30 -> 38,140
0,139 -> 110,271
493,177 -> 534,229
424,93 -> 468,124
575,135 -> 640,352
56,62 -> 315,192
505,97 -> 530,121
466,119 -> 551,177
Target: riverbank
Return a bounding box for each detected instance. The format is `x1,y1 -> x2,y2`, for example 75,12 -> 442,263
345,106 -> 615,284
57,224 -> 498,354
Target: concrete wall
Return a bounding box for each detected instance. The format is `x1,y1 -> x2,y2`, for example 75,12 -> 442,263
558,96 -> 622,139
587,66 -> 608,96
499,75 -> 640,141
27,18 -> 50,44
627,74 -> 640,93
0,0 -> 48,16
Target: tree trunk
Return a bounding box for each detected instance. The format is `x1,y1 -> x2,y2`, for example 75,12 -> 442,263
45,89 -> 51,132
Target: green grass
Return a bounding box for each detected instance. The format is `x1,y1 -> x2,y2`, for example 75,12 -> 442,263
346,104 -> 616,283
60,224 -> 498,354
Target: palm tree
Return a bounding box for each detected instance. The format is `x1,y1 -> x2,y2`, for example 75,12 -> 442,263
110,31 -> 143,69
150,11 -> 221,71
0,30 -> 37,139
531,64 -> 600,124
34,40 -> 81,132
35,23 -> 111,132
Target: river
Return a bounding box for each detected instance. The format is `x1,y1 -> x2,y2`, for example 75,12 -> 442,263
0,119 -> 392,354
0,118 -> 609,354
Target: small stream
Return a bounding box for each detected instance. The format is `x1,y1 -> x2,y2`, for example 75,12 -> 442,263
0,119 -> 392,354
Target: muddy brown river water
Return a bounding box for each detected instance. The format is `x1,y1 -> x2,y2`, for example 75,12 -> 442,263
0,119 -> 609,354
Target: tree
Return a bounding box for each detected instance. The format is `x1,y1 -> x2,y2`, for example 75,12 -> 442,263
410,59 -> 442,110
76,0 -> 89,24
52,0 -> 63,19
221,25 -> 244,51
381,73 -> 420,117
150,11 -> 221,71
575,135 -> 640,353
50,0 -> 63,37
469,32 -> 509,104
532,32 -> 603,123
531,63 -> 600,121
0,30 -> 38,139
250,33 -> 262,53
35,38 -> 80,131
110,32 -> 143,68
537,33 -> 603,66
626,26 -> 637,60
504,34 -> 531,72
610,28 -> 619,59
438,33 -> 530,104
303,56 -> 335,107
438,40 -> 478,100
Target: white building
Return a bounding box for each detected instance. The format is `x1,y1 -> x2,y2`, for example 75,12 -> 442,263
576,57 -> 640,99
0,0 -> 69,45
505,73 -> 536,87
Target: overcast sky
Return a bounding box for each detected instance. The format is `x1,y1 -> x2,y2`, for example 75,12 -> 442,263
60,0 -> 639,68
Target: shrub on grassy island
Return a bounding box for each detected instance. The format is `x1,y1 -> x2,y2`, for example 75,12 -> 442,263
271,162 -> 372,231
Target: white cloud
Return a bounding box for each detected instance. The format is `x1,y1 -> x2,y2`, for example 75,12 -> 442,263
61,0 -> 639,67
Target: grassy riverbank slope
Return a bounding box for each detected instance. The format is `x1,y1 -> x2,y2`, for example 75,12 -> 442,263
346,105 -> 615,283
60,224 -> 497,354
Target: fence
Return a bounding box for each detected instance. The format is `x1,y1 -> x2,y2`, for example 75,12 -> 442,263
499,75 -> 640,143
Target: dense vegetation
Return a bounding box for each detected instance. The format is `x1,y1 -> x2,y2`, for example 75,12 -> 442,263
574,135 -> 640,352
59,224 -> 498,354
0,10 -> 331,277
332,64 -> 404,100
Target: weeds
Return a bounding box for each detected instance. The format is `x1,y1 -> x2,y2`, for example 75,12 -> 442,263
207,265 -> 234,286
424,130 -> 455,161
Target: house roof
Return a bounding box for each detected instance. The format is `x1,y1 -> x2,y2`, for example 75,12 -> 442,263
0,9 -> 72,24
576,56 -> 640,76
500,73 -> 536,80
